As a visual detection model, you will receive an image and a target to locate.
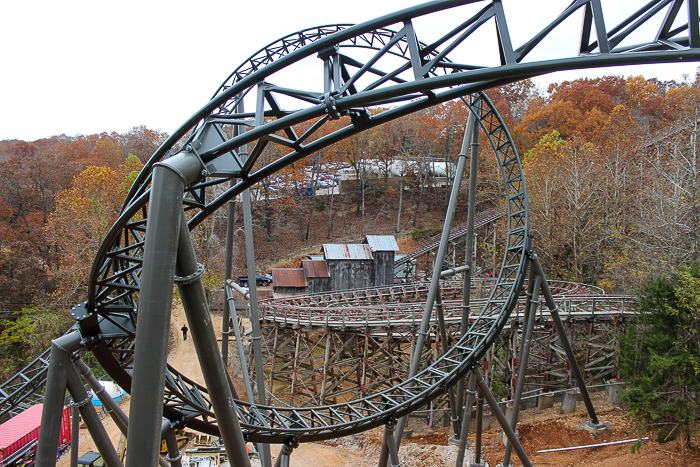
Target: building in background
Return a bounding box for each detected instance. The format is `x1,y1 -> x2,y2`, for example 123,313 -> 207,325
269,235 -> 401,297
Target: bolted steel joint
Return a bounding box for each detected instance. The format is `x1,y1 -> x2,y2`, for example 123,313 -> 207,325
174,263 -> 206,285
323,91 -> 344,120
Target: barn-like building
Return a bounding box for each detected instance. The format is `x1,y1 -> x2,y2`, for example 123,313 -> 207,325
271,235 -> 400,297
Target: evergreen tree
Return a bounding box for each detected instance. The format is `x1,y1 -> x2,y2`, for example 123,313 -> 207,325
619,263 -> 700,444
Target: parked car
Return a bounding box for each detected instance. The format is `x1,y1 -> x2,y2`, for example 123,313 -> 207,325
237,275 -> 272,287
316,179 -> 335,188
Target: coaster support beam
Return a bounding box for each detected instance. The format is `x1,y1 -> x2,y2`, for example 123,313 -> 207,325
36,332 -> 81,467
501,273 -> 540,467
474,369 -> 533,467
456,109 -> 480,431
175,210 -> 251,467
532,255 -> 600,425
125,150 -> 200,467
390,100 -> 478,454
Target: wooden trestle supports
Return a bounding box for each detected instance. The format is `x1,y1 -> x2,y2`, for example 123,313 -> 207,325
372,254 -> 608,467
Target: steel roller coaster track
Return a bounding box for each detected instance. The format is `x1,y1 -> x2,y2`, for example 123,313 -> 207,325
5,1 -> 698,466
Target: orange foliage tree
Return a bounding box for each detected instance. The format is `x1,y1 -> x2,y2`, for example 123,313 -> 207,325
44,155 -> 142,305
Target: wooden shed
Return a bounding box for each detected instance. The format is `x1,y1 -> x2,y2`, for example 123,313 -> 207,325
322,244 -> 375,291
271,268 -> 307,296
302,260 -> 331,294
364,235 -> 400,286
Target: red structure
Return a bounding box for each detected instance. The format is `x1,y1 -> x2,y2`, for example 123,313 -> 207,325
0,404 -> 70,466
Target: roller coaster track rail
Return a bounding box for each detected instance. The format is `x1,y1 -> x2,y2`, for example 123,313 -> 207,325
259,279 -> 632,329
10,2 -> 700,465
394,208 -> 505,268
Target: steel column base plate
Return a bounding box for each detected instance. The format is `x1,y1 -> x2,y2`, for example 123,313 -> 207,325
583,421 -> 612,433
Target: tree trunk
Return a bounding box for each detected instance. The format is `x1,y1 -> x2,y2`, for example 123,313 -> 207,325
305,172 -> 319,242
327,183 -> 335,238
264,180 -> 272,241
396,177 -> 404,233
361,178 -> 366,237
413,182 -> 425,227
355,171 -> 362,214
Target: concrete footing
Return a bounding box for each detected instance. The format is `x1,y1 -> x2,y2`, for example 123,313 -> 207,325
481,409 -> 493,431
537,393 -> 554,409
560,389 -> 578,414
607,384 -> 624,405
471,461 -> 489,467
504,402 -> 514,422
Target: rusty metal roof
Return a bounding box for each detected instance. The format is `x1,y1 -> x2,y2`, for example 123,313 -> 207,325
302,260 -> 330,278
364,235 -> 400,252
323,244 -> 374,260
271,268 -> 307,288
306,254 -> 325,261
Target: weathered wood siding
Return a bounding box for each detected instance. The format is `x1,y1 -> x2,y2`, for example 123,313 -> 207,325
306,277 -> 331,294
373,251 -> 395,286
327,259 -> 375,290
272,286 -> 307,296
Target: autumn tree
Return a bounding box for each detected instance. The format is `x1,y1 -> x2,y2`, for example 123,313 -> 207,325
523,130 -> 568,276
595,105 -> 644,291
515,76 -> 626,151
44,155 -> 142,305
332,116 -> 378,236
118,125 -> 169,163
0,306 -> 70,381
373,114 -> 427,232
633,81 -> 700,281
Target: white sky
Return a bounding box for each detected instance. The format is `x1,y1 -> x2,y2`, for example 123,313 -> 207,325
0,0 -> 698,142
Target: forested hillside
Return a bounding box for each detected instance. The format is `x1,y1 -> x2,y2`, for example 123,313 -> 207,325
1,72 -> 699,380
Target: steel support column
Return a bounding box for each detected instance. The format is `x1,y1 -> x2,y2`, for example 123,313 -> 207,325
71,405 -> 79,467
501,274 -> 541,467
434,287 -> 459,435
222,98 -> 245,369
74,359 -> 129,434
473,387 -> 484,467
392,113 -> 476,451
36,332 -> 81,467
273,441 -> 297,467
175,212 -> 250,467
222,189 -> 235,368
65,360 -> 122,467
457,109 -> 479,429
125,150 -> 200,467
74,360 -> 170,467
384,421 -> 402,467
532,256 -> 601,425
474,370 -> 533,467
455,372 -> 477,467
225,284 -> 254,401
241,132 -> 272,467
162,419 -> 184,467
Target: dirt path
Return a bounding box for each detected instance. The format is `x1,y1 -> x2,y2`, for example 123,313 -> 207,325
167,303 -> 222,387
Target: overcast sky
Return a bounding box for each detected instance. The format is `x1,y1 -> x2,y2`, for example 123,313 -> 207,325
1,0 -> 698,142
